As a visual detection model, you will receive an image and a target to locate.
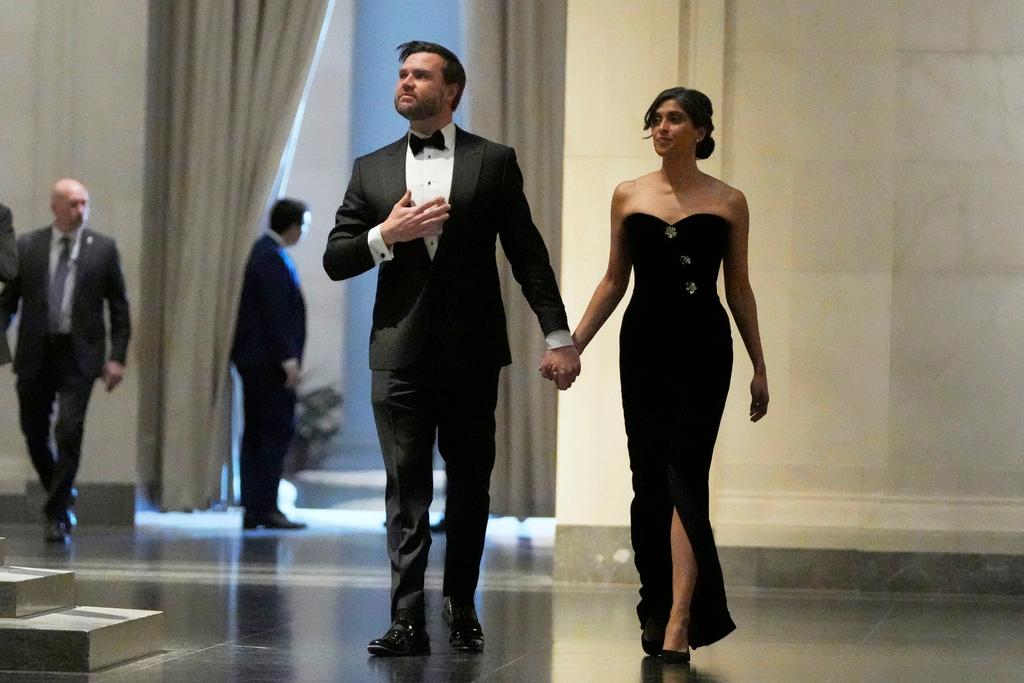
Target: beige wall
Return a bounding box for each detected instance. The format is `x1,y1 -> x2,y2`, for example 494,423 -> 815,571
556,0 -> 1024,553
0,0 -> 148,491
280,0 -> 355,395
556,0 -> 685,527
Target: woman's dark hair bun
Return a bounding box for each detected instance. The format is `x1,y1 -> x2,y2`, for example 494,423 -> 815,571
696,135 -> 715,160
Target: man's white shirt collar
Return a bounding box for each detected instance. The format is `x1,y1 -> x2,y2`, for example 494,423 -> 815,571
266,230 -> 287,247
51,224 -> 84,260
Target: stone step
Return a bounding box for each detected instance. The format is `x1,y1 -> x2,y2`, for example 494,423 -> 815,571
0,566 -> 76,618
0,606 -> 163,672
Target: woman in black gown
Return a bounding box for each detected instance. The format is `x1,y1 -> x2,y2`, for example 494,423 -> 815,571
569,87 -> 769,662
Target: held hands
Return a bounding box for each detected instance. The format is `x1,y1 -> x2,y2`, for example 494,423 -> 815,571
749,371 -> 769,422
282,359 -> 301,390
380,189 -> 450,247
102,361 -> 125,392
538,345 -> 582,391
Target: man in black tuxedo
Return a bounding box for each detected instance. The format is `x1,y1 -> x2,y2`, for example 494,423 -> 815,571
0,202 -> 16,366
231,198 -> 309,531
324,41 -> 581,657
1,179 -> 130,543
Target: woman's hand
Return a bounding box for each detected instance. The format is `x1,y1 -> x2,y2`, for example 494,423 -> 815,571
749,372 -> 769,422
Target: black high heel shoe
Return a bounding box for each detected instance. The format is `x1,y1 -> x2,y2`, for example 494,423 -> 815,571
641,617 -> 665,655
660,616 -> 690,664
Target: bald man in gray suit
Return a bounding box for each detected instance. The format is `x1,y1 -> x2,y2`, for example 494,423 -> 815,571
0,202 -> 15,365
1,181 -> 130,544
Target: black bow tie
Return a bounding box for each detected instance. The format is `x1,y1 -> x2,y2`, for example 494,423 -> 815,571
408,130 -> 446,155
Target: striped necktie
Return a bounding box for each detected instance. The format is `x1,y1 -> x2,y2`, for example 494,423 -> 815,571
48,236 -> 71,332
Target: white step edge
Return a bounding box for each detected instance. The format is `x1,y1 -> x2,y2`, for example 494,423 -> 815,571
0,567 -> 76,618
0,606 -> 164,672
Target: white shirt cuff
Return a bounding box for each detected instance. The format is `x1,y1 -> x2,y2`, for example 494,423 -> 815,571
367,225 -> 394,264
545,330 -> 574,349
281,358 -> 300,372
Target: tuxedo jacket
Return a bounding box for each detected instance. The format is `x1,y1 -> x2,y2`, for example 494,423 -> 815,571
231,234 -> 307,373
0,225 -> 130,381
323,127 -> 569,371
0,203 -> 15,365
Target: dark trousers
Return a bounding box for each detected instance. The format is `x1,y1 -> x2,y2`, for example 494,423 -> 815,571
17,334 -> 94,520
238,366 -> 297,517
371,360 -> 500,623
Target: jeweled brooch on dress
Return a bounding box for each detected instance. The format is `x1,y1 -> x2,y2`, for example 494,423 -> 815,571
680,255 -> 692,265
665,226 -> 677,239
685,282 -> 697,294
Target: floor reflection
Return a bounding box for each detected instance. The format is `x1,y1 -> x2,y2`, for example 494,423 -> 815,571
641,656 -> 726,683
0,513 -> 1022,682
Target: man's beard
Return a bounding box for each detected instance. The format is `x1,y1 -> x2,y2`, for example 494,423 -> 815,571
395,92 -> 442,121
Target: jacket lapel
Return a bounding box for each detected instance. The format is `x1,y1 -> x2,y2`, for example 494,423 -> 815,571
34,228 -> 53,292
449,127 -> 482,215
380,136 -> 410,208
73,228 -> 95,296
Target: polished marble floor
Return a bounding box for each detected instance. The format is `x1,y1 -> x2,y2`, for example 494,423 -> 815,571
1,511 -> 1022,682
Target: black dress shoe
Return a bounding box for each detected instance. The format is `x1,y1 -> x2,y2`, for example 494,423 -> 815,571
44,518 -> 70,544
442,597 -> 484,652
243,511 -> 307,530
367,619 -> 430,657
641,617 -> 665,655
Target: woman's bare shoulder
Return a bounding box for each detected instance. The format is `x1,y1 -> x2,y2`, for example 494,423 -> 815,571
702,176 -> 747,221
614,172 -> 661,212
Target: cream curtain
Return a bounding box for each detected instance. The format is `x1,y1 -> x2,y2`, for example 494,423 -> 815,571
139,0 -> 330,510
464,0 -> 568,517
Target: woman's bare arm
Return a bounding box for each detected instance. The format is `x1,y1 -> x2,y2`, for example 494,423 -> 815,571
722,190 -> 769,421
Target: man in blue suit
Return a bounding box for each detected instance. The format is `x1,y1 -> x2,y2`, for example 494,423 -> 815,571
231,198 -> 309,530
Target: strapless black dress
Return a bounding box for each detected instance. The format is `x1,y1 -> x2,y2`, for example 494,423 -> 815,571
620,212 -> 736,648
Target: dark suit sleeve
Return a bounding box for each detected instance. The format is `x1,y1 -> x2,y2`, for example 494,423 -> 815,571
323,157 -> 378,281
0,205 -> 16,283
495,148 -> 569,336
0,227 -> 22,333
0,270 -> 19,333
104,241 -> 131,364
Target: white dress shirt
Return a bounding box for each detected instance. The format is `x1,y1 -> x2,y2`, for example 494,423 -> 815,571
365,122 -> 572,350
367,121 -> 455,263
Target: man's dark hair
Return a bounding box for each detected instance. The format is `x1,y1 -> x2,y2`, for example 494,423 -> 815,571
270,198 -> 308,234
397,40 -> 467,111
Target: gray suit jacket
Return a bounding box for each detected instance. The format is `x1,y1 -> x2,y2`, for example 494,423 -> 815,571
0,203 -> 16,365
0,225 -> 130,381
